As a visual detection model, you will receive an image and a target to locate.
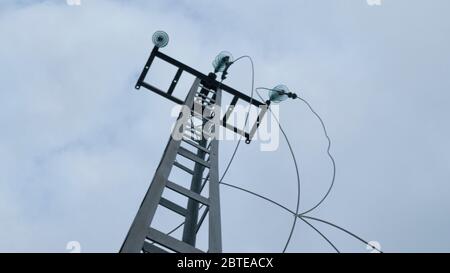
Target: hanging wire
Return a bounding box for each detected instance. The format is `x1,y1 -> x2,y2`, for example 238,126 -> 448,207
298,217 -> 340,253
255,89 -> 301,252
163,180 -> 337,252
300,215 -> 381,252
219,181 -> 382,253
165,88 -> 345,253
163,179 -> 379,253
255,87 -> 336,216
219,67 -> 302,252
161,60 -> 372,253
295,96 -> 336,215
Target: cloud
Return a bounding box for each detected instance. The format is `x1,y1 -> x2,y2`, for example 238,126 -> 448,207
1,0 -> 450,252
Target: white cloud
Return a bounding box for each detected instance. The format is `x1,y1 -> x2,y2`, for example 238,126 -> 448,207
1,0 -> 450,252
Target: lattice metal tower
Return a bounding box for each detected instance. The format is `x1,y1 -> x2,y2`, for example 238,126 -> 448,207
120,32 -> 268,253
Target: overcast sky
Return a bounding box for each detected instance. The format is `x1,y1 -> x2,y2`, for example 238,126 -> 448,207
1,0 -> 450,253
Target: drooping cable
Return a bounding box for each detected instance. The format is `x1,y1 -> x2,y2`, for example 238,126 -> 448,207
298,217 -> 340,253
300,215 -> 381,252
165,180 -> 338,252
162,179 -> 379,253
219,181 -> 381,253
256,87 -> 336,216
166,222 -> 184,236
255,89 -> 301,252
163,207 -> 205,238
168,64 -> 351,253
295,96 -> 336,215
167,87 -> 340,252
164,59 -> 304,252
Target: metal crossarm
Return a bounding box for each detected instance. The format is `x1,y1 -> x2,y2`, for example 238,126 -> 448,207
134,46 -> 269,143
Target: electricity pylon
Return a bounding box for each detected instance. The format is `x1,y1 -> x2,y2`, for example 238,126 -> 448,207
120,32 -> 268,253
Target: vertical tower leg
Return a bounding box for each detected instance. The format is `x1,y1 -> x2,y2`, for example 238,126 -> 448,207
182,138 -> 207,245
207,90 -> 222,253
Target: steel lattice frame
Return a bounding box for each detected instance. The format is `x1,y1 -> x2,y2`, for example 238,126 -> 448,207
120,45 -> 268,253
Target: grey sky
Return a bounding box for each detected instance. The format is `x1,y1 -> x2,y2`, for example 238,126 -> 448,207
1,0 -> 450,252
